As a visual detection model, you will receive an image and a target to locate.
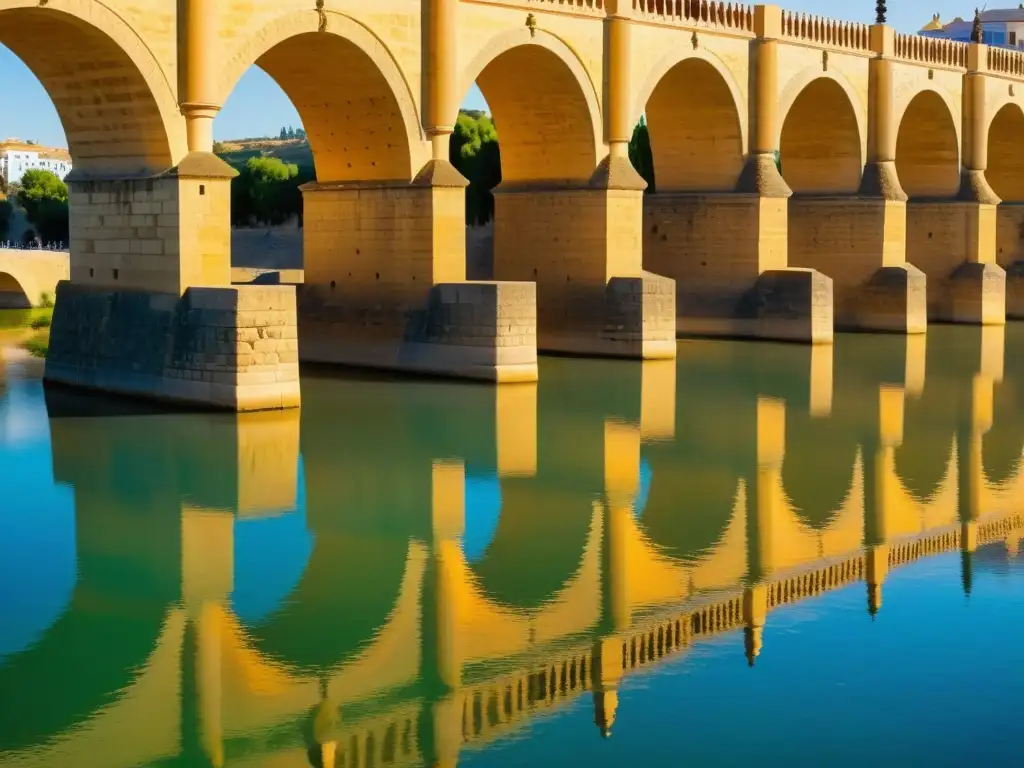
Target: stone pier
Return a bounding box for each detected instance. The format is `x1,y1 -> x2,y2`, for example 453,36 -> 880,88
298,172 -> 538,383
788,197 -> 926,333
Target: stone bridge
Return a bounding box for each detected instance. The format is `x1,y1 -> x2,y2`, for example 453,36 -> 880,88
7,0 -> 1024,407
0,249 -> 68,308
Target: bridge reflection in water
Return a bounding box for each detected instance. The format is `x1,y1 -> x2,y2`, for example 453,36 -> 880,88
1,327 -> 1023,768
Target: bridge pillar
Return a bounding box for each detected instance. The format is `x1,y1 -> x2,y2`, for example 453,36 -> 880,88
742,396 -> 785,663
862,385 -> 905,616
492,15 -> 675,360
906,47 -> 1005,326
181,507 -> 233,768
996,203 -> 1024,317
787,26 -> 925,334
649,6 -> 832,345
46,0 -> 300,411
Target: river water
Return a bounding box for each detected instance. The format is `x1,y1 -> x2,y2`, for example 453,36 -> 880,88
2,316 -> 1024,767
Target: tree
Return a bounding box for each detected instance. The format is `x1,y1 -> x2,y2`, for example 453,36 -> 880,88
18,169 -> 69,244
628,116 -> 656,192
212,140 -> 227,154
280,126 -> 288,140
231,155 -> 306,226
450,111 -> 501,226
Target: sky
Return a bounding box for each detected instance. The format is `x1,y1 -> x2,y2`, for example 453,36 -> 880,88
0,1 -> 973,148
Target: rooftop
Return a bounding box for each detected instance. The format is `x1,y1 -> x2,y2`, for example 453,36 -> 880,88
0,139 -> 71,162
920,7 -> 1024,33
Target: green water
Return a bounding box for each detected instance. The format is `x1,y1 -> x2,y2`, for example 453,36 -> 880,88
2,317 -> 1024,767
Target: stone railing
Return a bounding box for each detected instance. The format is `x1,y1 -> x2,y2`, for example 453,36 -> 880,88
893,33 -> 968,69
631,0 -> 754,33
888,526 -> 960,568
767,553 -> 865,608
780,11 -> 870,52
988,46 -> 1024,77
463,0 -> 606,15
977,514 -> 1024,547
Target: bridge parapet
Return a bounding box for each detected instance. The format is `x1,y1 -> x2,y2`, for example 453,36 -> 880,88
630,0 -> 754,33
893,32 -> 968,70
987,46 -> 1024,78
465,0 -> 606,16
779,10 -> 869,54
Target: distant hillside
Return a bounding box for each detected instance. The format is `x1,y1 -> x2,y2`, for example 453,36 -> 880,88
215,137 -> 312,169
215,110 -> 492,171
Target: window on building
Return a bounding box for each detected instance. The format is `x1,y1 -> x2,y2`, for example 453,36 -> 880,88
1011,31 -> 1018,46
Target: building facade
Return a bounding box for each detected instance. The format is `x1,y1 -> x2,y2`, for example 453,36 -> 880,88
920,9 -> 1024,48
0,140 -> 72,186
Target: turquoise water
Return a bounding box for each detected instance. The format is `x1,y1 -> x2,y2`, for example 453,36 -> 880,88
1,323 -> 1024,767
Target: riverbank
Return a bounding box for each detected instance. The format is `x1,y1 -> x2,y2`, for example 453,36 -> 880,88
0,307 -> 52,357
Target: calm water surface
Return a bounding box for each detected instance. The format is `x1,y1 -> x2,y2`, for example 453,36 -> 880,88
2,317 -> 1024,767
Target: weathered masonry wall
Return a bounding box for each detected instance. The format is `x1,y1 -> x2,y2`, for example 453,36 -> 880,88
299,183 -> 538,382
46,283 -> 300,411
69,176 -> 232,295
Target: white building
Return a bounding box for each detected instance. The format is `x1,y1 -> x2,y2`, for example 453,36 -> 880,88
920,8 -> 1024,49
0,140 -> 72,187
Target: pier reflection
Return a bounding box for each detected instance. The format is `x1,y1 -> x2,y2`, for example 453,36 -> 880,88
1,326 -> 1023,767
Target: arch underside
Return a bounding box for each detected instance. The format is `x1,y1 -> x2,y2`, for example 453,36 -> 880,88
0,272 -> 30,309
780,77 -> 863,195
645,58 -> 744,192
241,533 -> 407,675
471,479 -> 594,611
0,8 -> 175,176
781,415 -> 858,529
987,103 -> 1024,203
255,32 -> 414,183
0,588 -> 166,753
896,90 -> 960,199
474,44 -> 599,184
639,453 -> 737,561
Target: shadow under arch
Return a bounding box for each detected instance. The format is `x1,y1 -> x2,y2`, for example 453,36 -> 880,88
896,89 -> 961,199
779,74 -> 864,195
216,11 -> 425,183
0,271 -> 31,309
459,29 -> 602,184
0,560 -> 169,753
895,431 -> 956,504
637,446 -> 738,561
0,2 -> 183,176
781,411 -> 860,530
986,101 -> 1024,203
641,55 -> 745,191
469,478 -> 596,611
239,531 -> 410,676
982,383 -> 1024,488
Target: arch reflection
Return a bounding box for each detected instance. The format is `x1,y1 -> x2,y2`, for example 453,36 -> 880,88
1,328 -> 1023,766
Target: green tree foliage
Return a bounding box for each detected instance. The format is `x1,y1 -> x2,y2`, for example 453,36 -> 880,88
450,111 -> 501,226
231,156 -> 313,226
18,169 -> 69,243
629,116 -> 656,193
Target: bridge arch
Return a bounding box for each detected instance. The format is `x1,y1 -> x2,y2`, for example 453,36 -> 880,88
459,28 -> 603,184
217,11 -> 426,183
781,412 -> 860,529
895,88 -> 961,199
0,0 -> 184,176
469,478 -> 596,610
986,102 -> 1024,203
0,271 -> 32,309
636,52 -> 746,192
778,71 -> 865,195
239,532 -> 409,675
